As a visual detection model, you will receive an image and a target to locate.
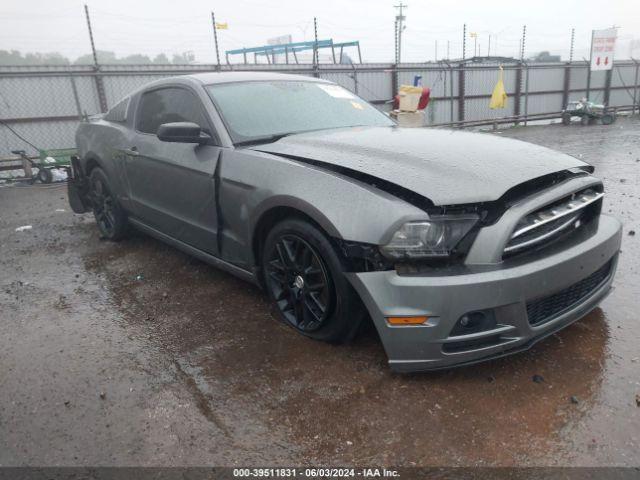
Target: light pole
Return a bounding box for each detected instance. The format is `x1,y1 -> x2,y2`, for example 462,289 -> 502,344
470,32 -> 478,57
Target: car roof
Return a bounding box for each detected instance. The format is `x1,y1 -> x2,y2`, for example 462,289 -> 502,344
185,71 -> 333,85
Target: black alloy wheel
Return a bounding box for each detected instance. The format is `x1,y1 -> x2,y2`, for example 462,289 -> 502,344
264,234 -> 333,332
261,218 -> 367,343
89,168 -> 128,240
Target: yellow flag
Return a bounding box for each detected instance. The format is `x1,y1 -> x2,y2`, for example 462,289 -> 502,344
489,66 -> 508,109
215,22 -> 228,30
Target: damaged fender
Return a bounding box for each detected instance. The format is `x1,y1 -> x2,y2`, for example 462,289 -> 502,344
216,148 -> 430,269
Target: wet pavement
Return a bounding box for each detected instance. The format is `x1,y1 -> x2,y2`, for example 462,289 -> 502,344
1,117 -> 639,467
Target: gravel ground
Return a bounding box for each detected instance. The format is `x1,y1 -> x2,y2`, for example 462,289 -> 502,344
0,117 -> 639,467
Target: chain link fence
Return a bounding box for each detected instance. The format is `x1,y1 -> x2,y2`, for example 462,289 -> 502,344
1,61 -> 639,159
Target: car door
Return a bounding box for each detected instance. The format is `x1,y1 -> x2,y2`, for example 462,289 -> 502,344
124,86 -> 221,256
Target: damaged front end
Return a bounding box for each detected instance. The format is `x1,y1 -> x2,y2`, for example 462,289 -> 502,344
335,239 -> 395,272
67,155 -> 91,214
341,168 -> 620,372
334,169 -> 596,275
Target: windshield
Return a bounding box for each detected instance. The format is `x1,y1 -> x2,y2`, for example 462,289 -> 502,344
205,80 -> 393,144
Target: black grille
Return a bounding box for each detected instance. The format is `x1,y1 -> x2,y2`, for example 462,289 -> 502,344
526,260 -> 613,326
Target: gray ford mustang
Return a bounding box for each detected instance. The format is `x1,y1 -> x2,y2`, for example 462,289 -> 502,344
68,72 -> 622,372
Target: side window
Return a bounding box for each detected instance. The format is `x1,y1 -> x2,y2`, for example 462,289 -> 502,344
136,87 -> 211,135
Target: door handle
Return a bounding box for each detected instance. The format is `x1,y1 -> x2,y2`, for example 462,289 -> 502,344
123,147 -> 139,157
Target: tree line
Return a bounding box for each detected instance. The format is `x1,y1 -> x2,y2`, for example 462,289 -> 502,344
0,50 -> 196,65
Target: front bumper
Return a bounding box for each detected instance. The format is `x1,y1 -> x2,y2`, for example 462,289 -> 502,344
346,214 -> 622,372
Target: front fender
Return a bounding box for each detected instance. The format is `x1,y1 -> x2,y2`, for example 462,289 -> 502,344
219,149 -> 428,267
250,194 -> 343,240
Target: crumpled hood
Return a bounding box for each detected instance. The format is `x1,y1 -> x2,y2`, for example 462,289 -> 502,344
252,126 -> 589,205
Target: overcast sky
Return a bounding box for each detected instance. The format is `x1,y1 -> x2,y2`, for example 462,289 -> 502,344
1,0 -> 639,63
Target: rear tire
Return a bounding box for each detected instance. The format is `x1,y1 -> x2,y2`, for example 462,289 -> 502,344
561,113 -> 571,125
37,168 -> 53,184
580,115 -> 590,126
601,114 -> 614,125
262,218 -> 366,343
89,167 -> 128,240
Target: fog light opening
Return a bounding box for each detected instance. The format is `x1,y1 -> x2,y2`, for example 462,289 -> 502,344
450,310 -> 497,336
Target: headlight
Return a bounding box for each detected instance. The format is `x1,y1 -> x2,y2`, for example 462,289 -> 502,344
380,215 -> 479,260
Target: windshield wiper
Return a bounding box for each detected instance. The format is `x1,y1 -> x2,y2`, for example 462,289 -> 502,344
234,132 -> 297,147
233,125 -> 376,147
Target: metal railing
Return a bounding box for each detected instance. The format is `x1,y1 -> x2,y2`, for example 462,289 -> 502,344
1,60 -> 639,158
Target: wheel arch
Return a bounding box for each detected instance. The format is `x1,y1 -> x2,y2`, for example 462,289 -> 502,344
83,152 -> 105,176
253,201 -> 370,343
250,198 -> 342,270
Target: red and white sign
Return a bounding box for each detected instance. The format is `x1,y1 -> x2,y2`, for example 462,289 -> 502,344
590,28 -> 617,71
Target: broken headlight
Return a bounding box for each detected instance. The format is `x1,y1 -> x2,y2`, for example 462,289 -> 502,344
380,215 -> 479,260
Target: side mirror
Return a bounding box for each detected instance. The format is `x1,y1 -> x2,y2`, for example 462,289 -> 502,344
157,122 -> 207,144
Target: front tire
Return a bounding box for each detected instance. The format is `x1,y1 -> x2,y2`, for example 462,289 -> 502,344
262,218 -> 366,343
89,167 -> 128,240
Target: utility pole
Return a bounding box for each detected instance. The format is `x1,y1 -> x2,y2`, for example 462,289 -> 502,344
394,3 -> 407,63
519,38 -> 522,59
84,4 -> 107,112
313,17 -> 318,66
462,24 -> 466,60
313,17 -> 319,74
447,40 -> 450,59
394,18 -> 399,63
516,25 -> 526,125
435,40 -> 438,61
488,35 -> 491,57
586,29 -> 595,99
459,24 -> 467,123
569,28 -> 575,63
84,4 -> 99,67
211,12 -> 221,69
393,17 -> 399,96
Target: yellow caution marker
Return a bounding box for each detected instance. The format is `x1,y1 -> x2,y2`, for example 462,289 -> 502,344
387,316 -> 428,326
